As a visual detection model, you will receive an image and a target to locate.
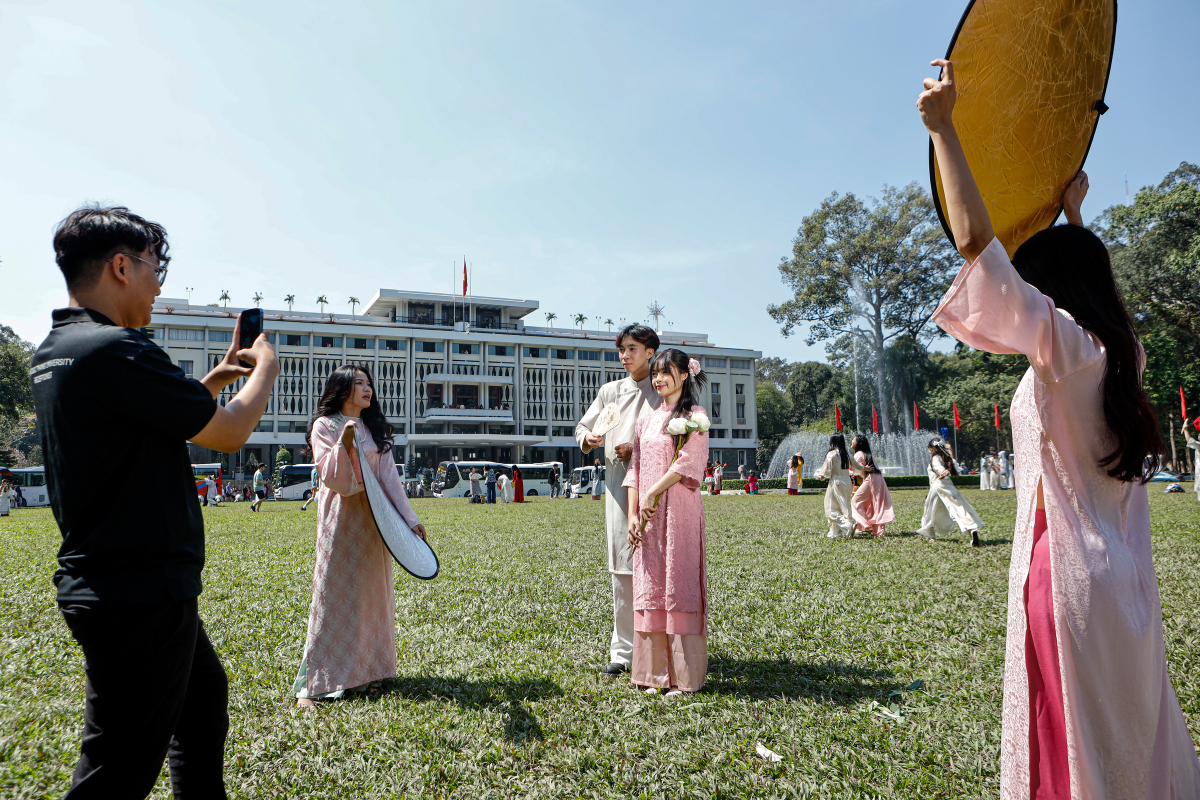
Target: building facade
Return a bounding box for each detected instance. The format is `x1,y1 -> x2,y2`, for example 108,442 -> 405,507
148,289 -> 760,479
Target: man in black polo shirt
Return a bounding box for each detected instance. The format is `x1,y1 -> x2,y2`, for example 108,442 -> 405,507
32,205 -> 280,798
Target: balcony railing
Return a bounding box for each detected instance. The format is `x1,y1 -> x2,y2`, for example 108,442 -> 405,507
472,318 -> 518,330
425,406 -> 515,422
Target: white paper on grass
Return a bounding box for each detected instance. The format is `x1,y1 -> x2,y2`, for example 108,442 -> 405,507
352,425 -> 439,580
755,743 -> 784,763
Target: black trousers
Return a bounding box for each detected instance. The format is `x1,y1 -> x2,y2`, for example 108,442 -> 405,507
58,598 -> 229,799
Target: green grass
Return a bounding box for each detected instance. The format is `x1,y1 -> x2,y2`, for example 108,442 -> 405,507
3,489 -> 1200,798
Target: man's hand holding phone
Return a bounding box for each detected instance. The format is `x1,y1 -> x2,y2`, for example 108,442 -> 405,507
200,312 -> 277,398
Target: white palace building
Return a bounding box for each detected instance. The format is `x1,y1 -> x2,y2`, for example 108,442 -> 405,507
148,289 -> 760,479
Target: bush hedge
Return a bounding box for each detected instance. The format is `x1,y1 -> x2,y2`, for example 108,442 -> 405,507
720,474 -> 981,491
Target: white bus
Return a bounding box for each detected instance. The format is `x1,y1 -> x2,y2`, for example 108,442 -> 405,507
1,466 -> 50,507
432,461 -> 563,499
570,465 -> 605,498
274,463 -> 413,501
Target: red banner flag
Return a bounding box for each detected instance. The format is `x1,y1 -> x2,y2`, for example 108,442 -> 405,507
462,258 -> 468,297
1182,387 -> 1188,421
835,404 -> 842,432
953,402 -> 961,429
872,404 -> 878,433
995,401 -> 1001,429
914,402 -> 919,429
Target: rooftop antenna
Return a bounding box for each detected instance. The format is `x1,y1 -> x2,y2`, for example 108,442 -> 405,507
647,300 -> 666,334
185,287 -> 193,305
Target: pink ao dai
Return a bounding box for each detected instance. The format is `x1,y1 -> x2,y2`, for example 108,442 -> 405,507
851,452 -> 895,536
933,236 -> 1200,799
299,415 -> 422,697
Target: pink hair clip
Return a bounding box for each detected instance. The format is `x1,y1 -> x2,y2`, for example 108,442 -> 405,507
688,358 -> 701,376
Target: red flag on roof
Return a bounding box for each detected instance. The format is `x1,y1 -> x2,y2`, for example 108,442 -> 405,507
462,258 -> 468,298
835,404 -> 842,432
914,402 -> 919,429
954,402 -> 961,429
872,404 -> 878,434
995,401 -> 1001,429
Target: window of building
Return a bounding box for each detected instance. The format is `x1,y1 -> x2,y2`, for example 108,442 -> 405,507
730,358 -> 752,369
255,421 -> 274,432
140,327 -> 164,339
488,345 -> 513,356
736,402 -> 746,420
735,384 -> 744,395
415,423 -> 443,434
456,343 -> 480,355
704,357 -> 726,368
349,337 -> 374,350
711,383 -> 720,395
169,328 -> 207,341
604,351 -> 620,362
281,334 -> 309,347
552,426 -> 574,437
710,431 -> 727,440
523,425 -> 547,437
451,424 -> 480,435
178,360 -> 193,377
732,429 -> 752,439
523,347 -> 544,358
393,424 -> 406,434
552,349 -> 574,360
417,341 -> 443,353
381,339 -> 404,351
317,336 -> 342,348
276,421 -> 294,432
712,401 -> 721,418
578,350 -> 600,361
488,424 -> 514,435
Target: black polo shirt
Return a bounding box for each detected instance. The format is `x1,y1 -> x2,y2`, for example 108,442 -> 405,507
31,308 -> 219,603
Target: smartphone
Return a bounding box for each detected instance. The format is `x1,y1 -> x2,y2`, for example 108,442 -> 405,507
237,308 -> 264,368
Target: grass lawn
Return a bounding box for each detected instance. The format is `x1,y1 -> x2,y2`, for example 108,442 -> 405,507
3,489 -> 1200,798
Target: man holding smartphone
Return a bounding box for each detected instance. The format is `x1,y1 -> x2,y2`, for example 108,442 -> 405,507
32,205 -> 279,798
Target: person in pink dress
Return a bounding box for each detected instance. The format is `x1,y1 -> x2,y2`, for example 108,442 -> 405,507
849,434 -> 894,537
919,59 -> 1200,798
624,349 -> 710,695
294,365 -> 428,710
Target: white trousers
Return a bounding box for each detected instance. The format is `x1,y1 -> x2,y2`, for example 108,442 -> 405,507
610,572 -> 634,666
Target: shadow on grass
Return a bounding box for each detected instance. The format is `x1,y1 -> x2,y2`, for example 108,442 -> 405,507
704,656 -> 903,704
381,675 -> 563,742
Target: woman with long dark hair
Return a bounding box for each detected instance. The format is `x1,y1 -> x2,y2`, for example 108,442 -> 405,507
293,365 -> 427,709
919,61 -> 1199,797
917,438 -> 983,545
813,433 -> 855,538
786,454 -> 802,495
623,349 -> 710,694
849,435 -> 894,537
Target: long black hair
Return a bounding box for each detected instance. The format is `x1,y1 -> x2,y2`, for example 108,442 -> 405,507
928,438 -> 958,476
1012,224 -> 1165,482
828,433 -> 849,470
850,434 -> 878,474
304,364 -> 394,457
649,348 -> 709,428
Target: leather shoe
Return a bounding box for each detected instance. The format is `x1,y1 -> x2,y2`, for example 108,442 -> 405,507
601,662 -> 628,677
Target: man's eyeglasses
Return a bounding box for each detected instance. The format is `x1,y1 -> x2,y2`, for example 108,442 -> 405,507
112,252 -> 170,286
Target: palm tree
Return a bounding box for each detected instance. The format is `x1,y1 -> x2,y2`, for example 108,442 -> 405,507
605,318 -> 614,333
252,292 -> 263,307
218,290 -> 230,308
545,312 -> 557,328
348,296 -> 360,316
316,295 -> 328,314
284,294 -> 295,312
574,313 -> 587,331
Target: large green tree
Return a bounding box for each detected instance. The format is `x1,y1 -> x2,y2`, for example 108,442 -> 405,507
754,382 -> 792,471
768,184 -> 957,433
0,325 -> 34,423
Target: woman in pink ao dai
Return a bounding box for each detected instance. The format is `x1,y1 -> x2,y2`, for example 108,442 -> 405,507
624,349 -> 711,695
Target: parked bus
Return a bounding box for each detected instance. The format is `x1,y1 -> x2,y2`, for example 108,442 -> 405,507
0,466 -> 50,507
275,464 -> 317,501
570,465 -> 605,498
192,463 -> 223,501
432,461 -> 563,498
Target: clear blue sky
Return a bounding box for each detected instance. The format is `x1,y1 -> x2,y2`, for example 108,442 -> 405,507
2,0 -> 1196,361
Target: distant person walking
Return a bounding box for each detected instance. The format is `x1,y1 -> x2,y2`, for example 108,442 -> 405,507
814,434 -> 854,539
0,480 -> 12,516
712,462 -> 724,495
786,455 -> 801,495
512,465 -> 524,502
592,459 -> 604,500
498,470 -> 512,503
486,467 -> 497,504
469,469 -> 483,503
301,465 -> 319,510
250,463 -> 268,511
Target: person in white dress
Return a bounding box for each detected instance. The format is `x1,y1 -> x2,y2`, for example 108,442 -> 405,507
1184,423 -> 1200,504
497,472 -> 512,503
918,438 -> 984,546
0,480 -> 12,516
812,434 -> 856,539
996,449 -> 1010,489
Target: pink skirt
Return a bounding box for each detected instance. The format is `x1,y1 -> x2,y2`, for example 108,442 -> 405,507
631,609 -> 707,692
1025,509 -> 1069,798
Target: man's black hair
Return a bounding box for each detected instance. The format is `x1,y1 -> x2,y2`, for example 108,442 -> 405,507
615,323 -> 659,353
53,204 -> 170,292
